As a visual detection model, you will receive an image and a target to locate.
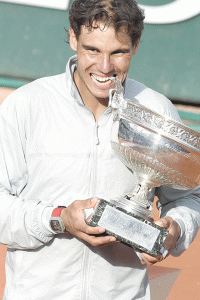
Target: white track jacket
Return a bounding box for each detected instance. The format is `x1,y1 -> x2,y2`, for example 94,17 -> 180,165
0,55 -> 200,300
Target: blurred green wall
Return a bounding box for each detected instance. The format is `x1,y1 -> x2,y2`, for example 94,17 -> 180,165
0,1 -> 200,103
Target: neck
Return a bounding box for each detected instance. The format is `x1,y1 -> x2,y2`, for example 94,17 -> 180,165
84,96 -> 109,122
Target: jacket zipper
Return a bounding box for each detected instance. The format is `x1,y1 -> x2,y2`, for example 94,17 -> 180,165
81,120 -> 99,300
94,122 -> 99,146
91,122 -> 99,196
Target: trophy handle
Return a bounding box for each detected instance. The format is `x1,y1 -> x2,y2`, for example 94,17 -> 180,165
108,77 -> 127,110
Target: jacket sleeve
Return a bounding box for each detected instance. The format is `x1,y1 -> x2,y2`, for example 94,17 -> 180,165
154,100 -> 200,256
155,185 -> 200,256
0,91 -> 55,250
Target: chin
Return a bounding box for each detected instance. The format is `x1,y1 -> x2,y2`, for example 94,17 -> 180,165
93,87 -> 111,97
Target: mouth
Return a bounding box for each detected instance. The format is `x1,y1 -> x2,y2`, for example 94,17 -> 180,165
90,74 -> 116,86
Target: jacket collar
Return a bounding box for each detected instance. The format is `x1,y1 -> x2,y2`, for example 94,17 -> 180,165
65,55 -> 84,105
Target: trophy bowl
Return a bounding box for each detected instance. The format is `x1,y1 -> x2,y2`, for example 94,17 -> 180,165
89,78 -> 200,257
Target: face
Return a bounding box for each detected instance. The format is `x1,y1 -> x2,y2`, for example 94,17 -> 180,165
69,24 -> 139,105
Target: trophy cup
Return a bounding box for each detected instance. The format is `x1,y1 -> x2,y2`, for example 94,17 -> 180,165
89,77 -> 200,257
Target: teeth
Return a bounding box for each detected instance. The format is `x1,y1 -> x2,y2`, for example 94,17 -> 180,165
91,74 -> 112,85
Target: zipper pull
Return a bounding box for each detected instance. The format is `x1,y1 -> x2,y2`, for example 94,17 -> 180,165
95,123 -> 99,145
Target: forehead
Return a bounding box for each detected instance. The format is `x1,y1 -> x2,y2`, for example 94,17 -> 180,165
78,23 -> 132,48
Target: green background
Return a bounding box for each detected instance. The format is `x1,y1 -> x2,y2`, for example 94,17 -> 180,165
0,1 -> 200,104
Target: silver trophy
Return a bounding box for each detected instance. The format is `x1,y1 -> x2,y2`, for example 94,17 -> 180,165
89,78 -> 200,257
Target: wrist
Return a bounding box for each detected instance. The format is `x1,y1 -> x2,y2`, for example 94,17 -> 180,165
49,207 -> 67,234
173,218 -> 185,242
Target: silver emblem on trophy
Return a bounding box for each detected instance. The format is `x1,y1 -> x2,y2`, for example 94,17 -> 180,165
89,77 -> 200,257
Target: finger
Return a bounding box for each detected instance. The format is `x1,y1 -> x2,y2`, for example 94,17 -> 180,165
72,217 -> 106,236
98,240 -> 121,248
156,217 -> 181,253
155,216 -> 171,229
154,217 -> 174,253
81,197 -> 99,210
140,252 -> 162,265
71,198 -> 98,212
78,231 -> 117,247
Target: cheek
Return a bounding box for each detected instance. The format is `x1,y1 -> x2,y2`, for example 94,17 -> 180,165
78,52 -> 98,69
113,56 -> 132,71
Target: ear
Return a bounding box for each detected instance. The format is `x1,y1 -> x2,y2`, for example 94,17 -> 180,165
69,27 -> 78,51
133,39 -> 140,55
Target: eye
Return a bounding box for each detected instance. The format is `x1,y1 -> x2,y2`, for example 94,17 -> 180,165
112,49 -> 130,55
113,50 -> 123,54
87,47 -> 99,54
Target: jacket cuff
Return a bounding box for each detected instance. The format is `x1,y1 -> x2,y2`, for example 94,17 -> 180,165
169,217 -> 186,254
161,211 -> 191,256
41,206 -> 57,234
30,203 -> 56,243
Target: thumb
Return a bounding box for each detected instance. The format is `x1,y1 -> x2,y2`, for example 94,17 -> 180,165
83,198 -> 99,220
81,197 -> 99,210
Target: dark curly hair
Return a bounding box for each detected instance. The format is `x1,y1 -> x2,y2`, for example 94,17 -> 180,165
68,0 -> 145,46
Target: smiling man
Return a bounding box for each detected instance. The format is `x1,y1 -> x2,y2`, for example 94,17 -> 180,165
69,23 -> 139,120
0,1 -> 200,300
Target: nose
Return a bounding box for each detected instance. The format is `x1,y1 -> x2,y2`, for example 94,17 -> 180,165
97,54 -> 114,74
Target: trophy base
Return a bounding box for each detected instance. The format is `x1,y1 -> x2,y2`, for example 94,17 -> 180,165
89,198 -> 168,257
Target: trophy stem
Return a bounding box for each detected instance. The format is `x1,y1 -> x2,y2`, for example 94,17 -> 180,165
110,184 -> 153,223
128,184 -> 150,207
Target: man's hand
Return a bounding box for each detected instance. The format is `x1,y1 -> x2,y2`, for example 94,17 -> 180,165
140,216 -> 181,265
60,197 -> 116,246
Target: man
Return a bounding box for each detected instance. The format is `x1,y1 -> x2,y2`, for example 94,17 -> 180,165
0,0 -> 199,299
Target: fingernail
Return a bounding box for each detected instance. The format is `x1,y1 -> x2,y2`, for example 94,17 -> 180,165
110,237 -> 116,242
157,221 -> 163,227
98,228 -> 105,233
91,197 -> 97,203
